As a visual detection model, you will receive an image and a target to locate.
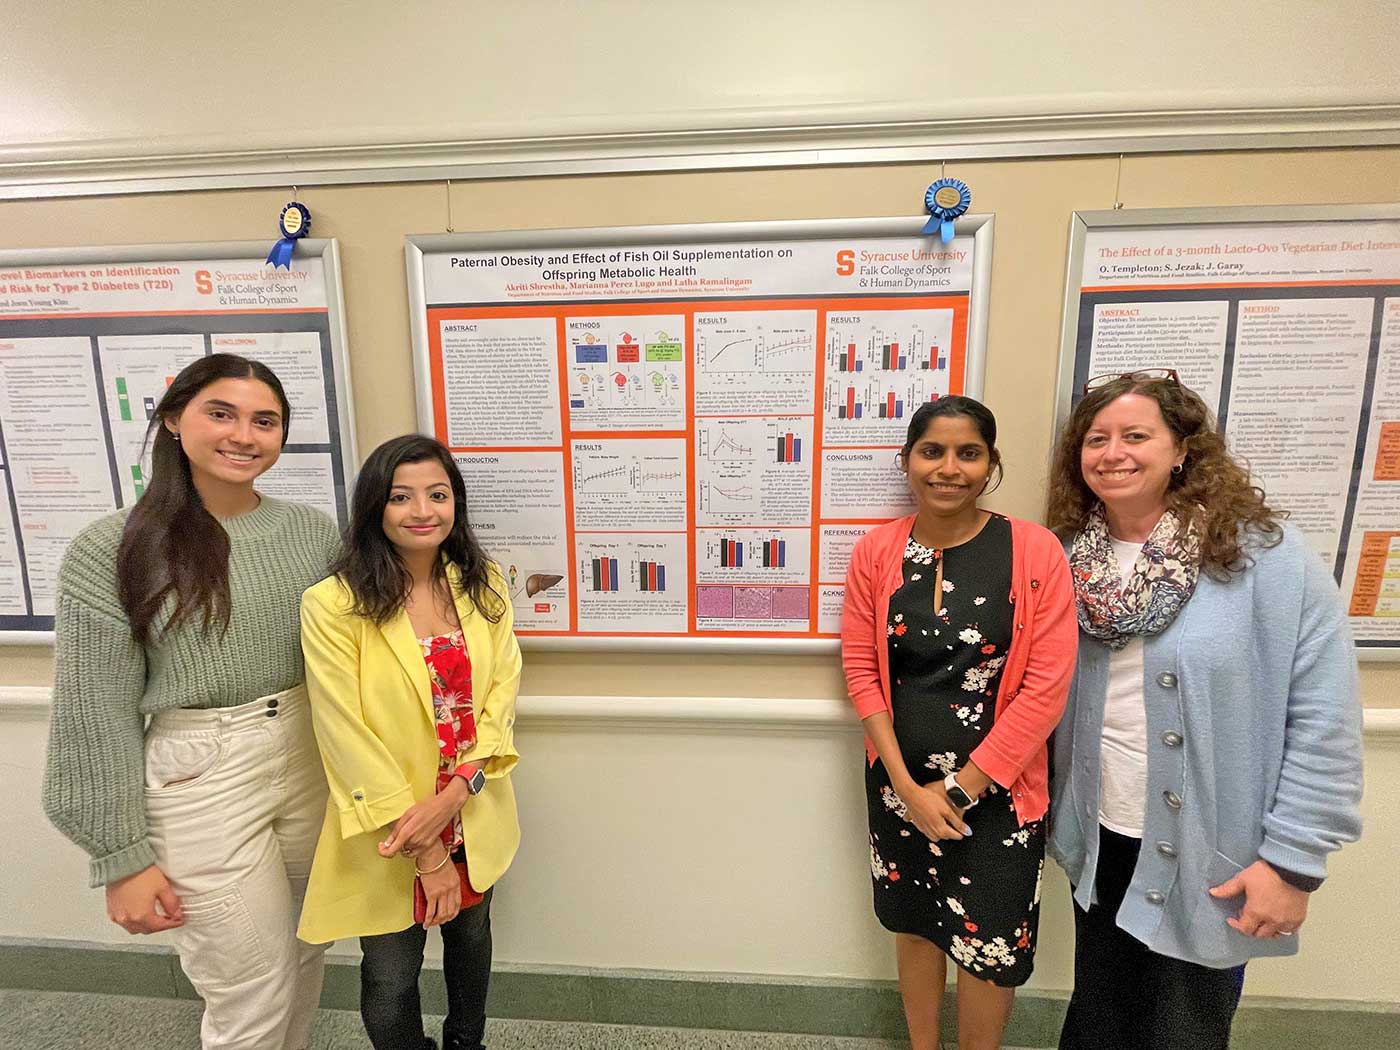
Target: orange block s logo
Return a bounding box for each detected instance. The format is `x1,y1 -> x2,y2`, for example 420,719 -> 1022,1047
195,270 -> 213,295
835,250 -> 855,277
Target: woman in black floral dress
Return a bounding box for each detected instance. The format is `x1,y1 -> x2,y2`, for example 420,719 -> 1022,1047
841,397 -> 1078,1050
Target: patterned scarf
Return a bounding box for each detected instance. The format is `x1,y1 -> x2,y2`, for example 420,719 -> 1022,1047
1069,504 -> 1201,650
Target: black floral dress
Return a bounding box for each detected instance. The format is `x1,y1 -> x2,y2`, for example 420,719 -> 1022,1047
865,513 -> 1045,987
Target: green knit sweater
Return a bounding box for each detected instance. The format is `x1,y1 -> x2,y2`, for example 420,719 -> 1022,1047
41,496 -> 341,887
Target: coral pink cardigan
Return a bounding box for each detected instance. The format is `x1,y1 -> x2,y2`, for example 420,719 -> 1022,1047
840,514 -> 1078,826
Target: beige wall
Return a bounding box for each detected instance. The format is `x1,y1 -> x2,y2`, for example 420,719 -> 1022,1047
4,146 -> 1400,704
3,2 -> 1397,164
2,146 -> 1397,1009
5,692 -> 1397,1003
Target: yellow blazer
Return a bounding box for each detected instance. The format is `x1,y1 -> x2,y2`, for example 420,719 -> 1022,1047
297,563 -> 521,944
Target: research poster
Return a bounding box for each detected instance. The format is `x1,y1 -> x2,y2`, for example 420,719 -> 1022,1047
0,246 -> 353,635
411,220 -> 990,642
1064,213 -> 1400,652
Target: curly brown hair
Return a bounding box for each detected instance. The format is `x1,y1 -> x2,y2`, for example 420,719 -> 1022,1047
1045,376 -> 1284,579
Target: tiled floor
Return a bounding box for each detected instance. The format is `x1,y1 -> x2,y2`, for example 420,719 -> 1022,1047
1,989 -> 1030,1050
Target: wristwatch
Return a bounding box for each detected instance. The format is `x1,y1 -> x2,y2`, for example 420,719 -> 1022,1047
460,767 -> 486,796
943,773 -> 978,810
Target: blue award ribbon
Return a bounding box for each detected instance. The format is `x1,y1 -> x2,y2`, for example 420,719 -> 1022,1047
923,179 -> 971,244
266,202 -> 311,269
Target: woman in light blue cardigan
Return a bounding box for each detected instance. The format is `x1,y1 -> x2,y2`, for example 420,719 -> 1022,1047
1044,371 -> 1363,1050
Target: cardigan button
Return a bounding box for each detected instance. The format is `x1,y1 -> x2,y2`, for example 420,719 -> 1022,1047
1145,891 -> 1166,905
1156,671 -> 1178,688
352,790 -> 365,801
1163,790 -> 1183,809
1156,841 -> 1178,858
1161,731 -> 1183,748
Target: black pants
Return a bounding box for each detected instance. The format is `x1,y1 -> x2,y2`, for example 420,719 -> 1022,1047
1059,828 -> 1245,1050
359,887 -> 493,1050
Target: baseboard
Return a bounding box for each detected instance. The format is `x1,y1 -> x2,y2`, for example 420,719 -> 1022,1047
2,938 -> 1396,1048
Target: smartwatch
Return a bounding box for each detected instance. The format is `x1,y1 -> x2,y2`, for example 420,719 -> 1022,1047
461,767 -> 486,796
943,773 -> 977,810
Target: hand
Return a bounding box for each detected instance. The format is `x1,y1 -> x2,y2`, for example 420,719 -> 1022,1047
106,864 -> 184,934
417,845 -> 461,928
898,779 -> 972,841
378,782 -> 466,859
1209,860 -> 1309,939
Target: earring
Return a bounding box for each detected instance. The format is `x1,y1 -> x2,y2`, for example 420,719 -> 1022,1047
173,433 -> 181,443
1171,463 -> 1183,474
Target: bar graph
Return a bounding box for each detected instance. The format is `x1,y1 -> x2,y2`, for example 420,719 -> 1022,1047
589,556 -> 620,592
833,342 -> 864,372
773,430 -> 802,463
698,529 -> 810,584
919,346 -> 948,371
637,560 -> 667,592
836,385 -> 863,420
824,377 -> 942,431
760,538 -> 787,568
573,534 -> 688,631
877,392 -> 905,419
706,537 -> 787,569
825,310 -> 954,379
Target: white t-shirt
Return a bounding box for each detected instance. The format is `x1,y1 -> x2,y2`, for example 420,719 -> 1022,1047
1098,537 -> 1148,838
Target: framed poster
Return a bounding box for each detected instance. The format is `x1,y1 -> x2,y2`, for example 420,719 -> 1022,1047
1057,204 -> 1400,658
0,239 -> 356,641
407,215 -> 994,650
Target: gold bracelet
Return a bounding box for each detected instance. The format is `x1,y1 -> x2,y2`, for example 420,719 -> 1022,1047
414,851 -> 452,876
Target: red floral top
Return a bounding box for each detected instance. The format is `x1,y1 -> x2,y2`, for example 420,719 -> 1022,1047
418,628 -> 478,852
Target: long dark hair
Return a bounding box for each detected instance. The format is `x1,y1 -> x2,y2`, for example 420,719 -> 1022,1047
117,354 -> 292,644
1046,376 -> 1283,578
334,434 -> 505,624
899,395 -> 1004,494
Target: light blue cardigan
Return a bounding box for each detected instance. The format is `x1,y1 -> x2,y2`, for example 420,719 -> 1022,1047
1047,525 -> 1364,968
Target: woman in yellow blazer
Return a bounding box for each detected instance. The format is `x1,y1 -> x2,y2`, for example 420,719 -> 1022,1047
298,434 -> 521,1050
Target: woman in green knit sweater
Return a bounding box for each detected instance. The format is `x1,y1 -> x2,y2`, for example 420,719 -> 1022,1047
41,354 -> 341,1050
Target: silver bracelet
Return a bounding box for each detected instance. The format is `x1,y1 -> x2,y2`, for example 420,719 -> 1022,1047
414,851 -> 452,876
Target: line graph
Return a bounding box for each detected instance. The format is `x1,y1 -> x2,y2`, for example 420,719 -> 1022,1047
696,311 -> 816,374
573,446 -> 686,494
698,425 -> 754,463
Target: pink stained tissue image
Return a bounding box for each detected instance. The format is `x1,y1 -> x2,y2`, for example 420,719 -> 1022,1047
696,585 -> 735,618
733,587 -> 774,619
770,586 -> 811,620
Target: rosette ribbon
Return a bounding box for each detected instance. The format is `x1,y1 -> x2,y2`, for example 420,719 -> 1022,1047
923,179 -> 971,243
266,202 -> 311,269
